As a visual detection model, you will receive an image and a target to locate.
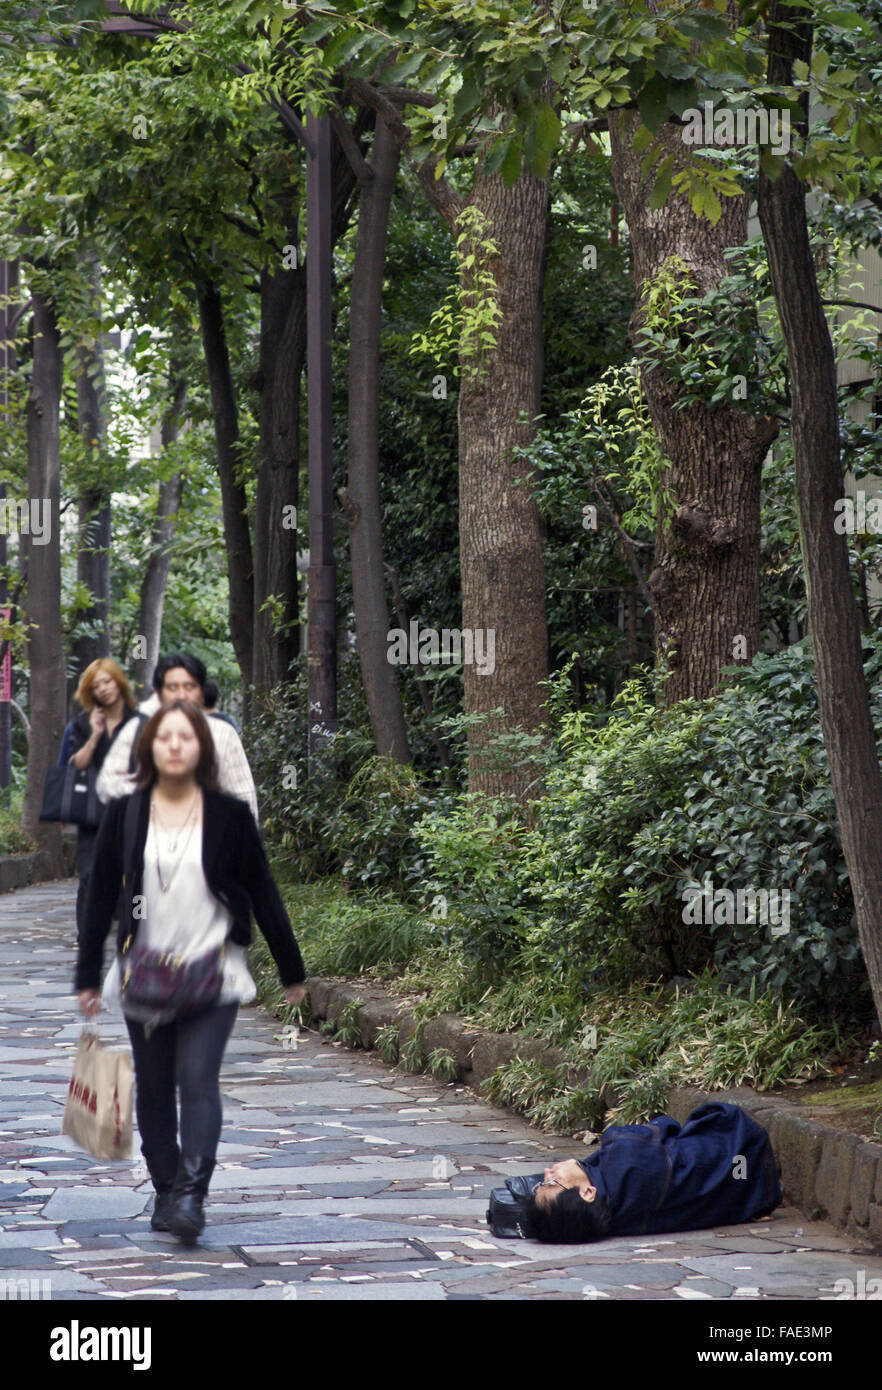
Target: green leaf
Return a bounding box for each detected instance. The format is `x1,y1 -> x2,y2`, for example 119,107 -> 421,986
677,13 -> 729,42
453,73 -> 482,124
691,182 -> 722,224
649,156 -> 674,210
500,132 -> 523,185
300,17 -> 345,45
665,80 -> 700,119
638,77 -> 672,134
382,48 -> 427,84
322,26 -> 368,70
534,102 -> 561,159
855,121 -> 882,159
481,134 -> 510,176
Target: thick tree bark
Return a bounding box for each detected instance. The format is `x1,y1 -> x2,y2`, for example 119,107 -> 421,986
420,159 -> 550,798
608,112 -> 779,704
196,278 -> 254,697
21,287 -> 65,872
71,255 -> 111,678
133,371 -> 186,699
758,0 -> 882,1030
344,114 -> 411,762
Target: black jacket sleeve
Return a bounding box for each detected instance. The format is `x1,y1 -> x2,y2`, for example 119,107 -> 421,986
74,797 -> 125,991
231,803 -> 306,987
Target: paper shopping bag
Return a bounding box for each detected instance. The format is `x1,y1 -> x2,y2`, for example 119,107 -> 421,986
62,1030 -> 134,1161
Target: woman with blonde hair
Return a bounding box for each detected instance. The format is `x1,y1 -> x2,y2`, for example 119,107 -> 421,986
66,659 -> 141,943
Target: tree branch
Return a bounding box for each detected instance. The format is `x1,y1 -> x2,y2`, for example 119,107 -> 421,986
821,298 -> 882,316
593,484 -> 654,607
330,111 -> 375,187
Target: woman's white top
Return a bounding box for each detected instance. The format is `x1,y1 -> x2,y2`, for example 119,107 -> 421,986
101,809 -> 256,1011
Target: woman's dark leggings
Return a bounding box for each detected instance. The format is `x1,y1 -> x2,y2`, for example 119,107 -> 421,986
75,827 -> 98,946
125,1003 -> 238,1180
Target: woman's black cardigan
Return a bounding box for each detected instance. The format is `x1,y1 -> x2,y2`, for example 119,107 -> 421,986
75,787 -> 306,993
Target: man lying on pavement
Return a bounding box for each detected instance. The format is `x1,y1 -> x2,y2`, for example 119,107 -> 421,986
486,1102 -> 782,1243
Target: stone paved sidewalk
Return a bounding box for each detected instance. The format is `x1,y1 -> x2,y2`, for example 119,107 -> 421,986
2,879 -> 882,1302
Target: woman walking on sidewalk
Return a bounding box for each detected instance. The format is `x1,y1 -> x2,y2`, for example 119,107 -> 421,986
65,658 -> 141,945
74,700 -> 307,1242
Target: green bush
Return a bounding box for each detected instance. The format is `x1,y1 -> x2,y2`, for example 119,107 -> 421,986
413,638 -> 878,1021
414,793 -> 534,979
0,789 -> 36,856
245,669 -> 458,894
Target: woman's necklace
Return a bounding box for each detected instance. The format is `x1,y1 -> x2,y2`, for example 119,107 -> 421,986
151,792 -> 201,893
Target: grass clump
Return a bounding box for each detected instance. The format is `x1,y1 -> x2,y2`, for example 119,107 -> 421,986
253,875 -> 432,982
483,976 -> 842,1133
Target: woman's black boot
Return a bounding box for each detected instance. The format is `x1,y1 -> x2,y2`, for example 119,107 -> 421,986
150,1188 -> 175,1232
168,1154 -> 216,1243
145,1147 -> 180,1232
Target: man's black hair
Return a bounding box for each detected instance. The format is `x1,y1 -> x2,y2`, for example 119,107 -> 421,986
527,1186 -> 613,1244
203,679 -> 219,709
152,652 -> 207,694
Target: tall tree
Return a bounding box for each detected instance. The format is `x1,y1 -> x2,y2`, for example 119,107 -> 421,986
342,110 -> 411,761
417,152 -> 551,796
757,0 -> 882,1030
71,252 -> 111,678
252,106 -> 371,694
21,282 -> 66,873
196,274 -> 255,696
133,364 -> 187,699
343,64 -> 552,796
608,111 -> 779,703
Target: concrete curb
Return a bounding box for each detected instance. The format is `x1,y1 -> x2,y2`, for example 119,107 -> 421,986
305,975 -> 882,1250
0,839 -> 77,894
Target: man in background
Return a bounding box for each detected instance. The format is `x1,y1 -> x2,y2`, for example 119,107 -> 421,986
96,652 -> 257,822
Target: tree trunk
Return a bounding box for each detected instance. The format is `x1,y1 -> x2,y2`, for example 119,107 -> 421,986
758,0 -> 882,1030
21,287 -> 65,873
252,112 -> 372,695
71,255 -> 111,679
344,114 -> 410,761
253,256 -> 305,693
608,112 -> 779,704
196,279 -> 254,698
420,160 -> 550,798
133,370 -> 187,699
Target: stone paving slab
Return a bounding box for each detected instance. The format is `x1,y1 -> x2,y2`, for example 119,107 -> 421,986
3,878 -> 882,1303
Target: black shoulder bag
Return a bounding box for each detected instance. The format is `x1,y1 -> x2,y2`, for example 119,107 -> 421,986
39,763 -> 101,828
486,1173 -> 545,1238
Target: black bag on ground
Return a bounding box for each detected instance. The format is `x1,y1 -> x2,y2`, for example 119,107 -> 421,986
486,1172 -> 544,1238
39,764 -> 102,829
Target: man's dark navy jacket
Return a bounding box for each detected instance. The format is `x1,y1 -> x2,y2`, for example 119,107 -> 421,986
578,1102 -> 782,1236
75,788 -> 306,993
